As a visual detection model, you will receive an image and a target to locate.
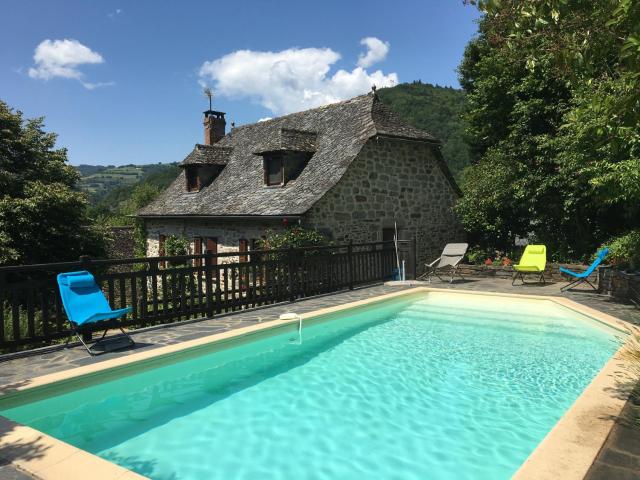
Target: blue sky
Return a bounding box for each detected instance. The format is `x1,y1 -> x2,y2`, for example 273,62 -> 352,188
1,1 -> 481,166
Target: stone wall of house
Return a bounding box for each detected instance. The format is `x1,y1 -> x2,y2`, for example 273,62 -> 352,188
144,218 -> 285,262
304,137 -> 465,275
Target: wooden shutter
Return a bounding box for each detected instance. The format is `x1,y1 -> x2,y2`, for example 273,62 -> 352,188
239,238 -> 249,263
206,237 -> 218,266
158,234 -> 166,268
194,237 -> 202,267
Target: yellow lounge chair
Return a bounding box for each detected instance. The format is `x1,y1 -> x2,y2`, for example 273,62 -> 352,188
512,245 -> 547,285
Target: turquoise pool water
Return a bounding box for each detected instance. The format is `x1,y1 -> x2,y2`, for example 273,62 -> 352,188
0,292 -> 622,479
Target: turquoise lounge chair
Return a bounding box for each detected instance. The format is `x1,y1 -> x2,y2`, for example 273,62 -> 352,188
559,248 -> 608,292
57,270 -> 134,355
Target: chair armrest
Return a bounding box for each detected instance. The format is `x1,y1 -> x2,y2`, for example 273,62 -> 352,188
427,258 -> 440,268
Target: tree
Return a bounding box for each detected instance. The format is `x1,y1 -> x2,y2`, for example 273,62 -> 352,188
458,0 -> 640,261
0,101 -> 107,265
377,82 -> 472,180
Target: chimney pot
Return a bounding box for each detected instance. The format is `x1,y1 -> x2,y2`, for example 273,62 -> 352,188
204,110 -> 226,145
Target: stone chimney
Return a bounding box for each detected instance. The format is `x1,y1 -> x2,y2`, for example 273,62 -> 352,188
203,110 -> 226,145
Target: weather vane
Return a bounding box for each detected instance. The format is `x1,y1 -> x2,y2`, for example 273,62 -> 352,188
203,87 -> 213,110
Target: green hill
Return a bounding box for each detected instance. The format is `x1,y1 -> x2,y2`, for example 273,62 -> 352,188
77,163 -> 178,203
377,81 -> 471,179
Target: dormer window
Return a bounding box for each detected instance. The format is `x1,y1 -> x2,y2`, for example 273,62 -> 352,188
254,128 -> 316,186
180,144 -> 232,193
263,151 -> 312,186
185,164 -> 222,192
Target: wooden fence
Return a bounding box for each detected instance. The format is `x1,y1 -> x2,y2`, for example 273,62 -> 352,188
0,241 -> 399,352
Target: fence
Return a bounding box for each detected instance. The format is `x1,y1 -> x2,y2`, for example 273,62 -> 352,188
0,241 -> 402,352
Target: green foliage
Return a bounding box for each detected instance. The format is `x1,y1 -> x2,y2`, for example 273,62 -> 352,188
466,246 -> 495,265
458,0 -> 640,262
260,227 -> 329,253
78,162 -> 179,203
164,235 -> 189,256
86,163 -> 180,256
87,163 -> 179,222
163,235 -> 189,266
0,100 -> 107,265
377,82 -> 471,179
605,230 -> 640,269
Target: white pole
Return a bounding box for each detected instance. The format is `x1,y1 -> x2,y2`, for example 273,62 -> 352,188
402,260 -> 406,282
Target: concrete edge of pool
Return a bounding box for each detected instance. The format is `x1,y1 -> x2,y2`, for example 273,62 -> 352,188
0,286 -> 637,480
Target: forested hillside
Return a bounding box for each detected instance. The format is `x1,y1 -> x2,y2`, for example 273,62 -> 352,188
77,163 -> 179,203
85,163 -> 180,223
377,81 -> 471,179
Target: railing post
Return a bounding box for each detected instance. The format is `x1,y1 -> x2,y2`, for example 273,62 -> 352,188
347,240 -> 354,290
205,250 -> 214,317
288,247 -> 295,302
78,255 -> 92,342
79,255 -> 91,272
0,271 -> 5,346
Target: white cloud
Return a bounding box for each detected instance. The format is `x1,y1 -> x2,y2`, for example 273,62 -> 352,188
198,39 -> 397,115
108,8 -> 123,19
28,39 -> 111,90
258,117 -> 273,122
83,81 -> 116,90
357,37 -> 390,68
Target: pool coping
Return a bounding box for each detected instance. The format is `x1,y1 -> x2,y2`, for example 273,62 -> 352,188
0,286 -> 636,480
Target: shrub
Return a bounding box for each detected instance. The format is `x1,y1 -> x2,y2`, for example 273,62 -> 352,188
605,230 -> 640,270
260,227 -> 329,252
164,235 -> 189,266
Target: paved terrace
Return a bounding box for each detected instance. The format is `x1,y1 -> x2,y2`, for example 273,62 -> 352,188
1,278 -> 639,479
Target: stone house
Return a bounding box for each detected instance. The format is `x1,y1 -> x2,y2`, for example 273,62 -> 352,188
138,91 -> 464,273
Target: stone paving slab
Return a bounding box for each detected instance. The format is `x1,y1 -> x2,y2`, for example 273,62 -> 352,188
0,285 -> 410,385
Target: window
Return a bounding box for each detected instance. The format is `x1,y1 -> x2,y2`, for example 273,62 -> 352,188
264,154 -> 283,186
239,238 -> 249,262
263,151 -> 312,186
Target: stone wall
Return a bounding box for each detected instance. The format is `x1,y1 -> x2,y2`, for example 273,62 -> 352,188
144,218 -> 285,261
598,267 -> 640,302
457,263 -> 600,283
304,137 -> 465,275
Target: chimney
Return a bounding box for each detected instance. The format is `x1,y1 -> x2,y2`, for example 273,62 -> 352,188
203,110 -> 226,145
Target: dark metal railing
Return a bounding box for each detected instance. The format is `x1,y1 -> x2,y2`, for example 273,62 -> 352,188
0,241 -> 401,352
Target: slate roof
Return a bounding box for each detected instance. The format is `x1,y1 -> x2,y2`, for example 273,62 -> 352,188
253,128 -> 317,154
138,93 -> 443,218
180,144 -> 233,166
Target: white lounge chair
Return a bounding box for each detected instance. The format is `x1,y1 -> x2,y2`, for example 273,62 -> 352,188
419,243 -> 469,283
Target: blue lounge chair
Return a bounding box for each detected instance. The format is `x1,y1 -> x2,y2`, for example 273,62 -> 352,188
57,270 -> 134,355
559,248 -> 609,292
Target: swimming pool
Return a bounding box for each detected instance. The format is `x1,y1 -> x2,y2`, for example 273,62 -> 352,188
0,291 -> 624,479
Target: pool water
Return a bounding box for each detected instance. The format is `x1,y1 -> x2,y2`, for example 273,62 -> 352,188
0,292 -> 622,479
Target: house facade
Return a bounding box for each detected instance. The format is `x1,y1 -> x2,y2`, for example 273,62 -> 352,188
138,91 -> 464,274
